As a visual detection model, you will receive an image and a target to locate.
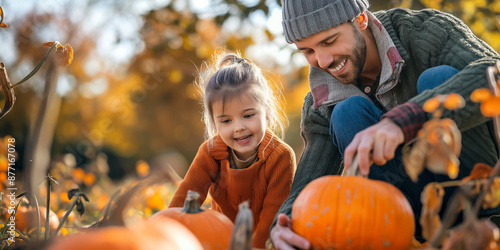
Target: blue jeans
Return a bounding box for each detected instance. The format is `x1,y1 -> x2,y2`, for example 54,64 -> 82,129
329,65 -> 459,239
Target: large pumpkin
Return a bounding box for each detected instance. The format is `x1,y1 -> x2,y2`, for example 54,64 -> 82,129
292,176 -> 415,249
48,217 -> 203,250
151,190 -> 234,250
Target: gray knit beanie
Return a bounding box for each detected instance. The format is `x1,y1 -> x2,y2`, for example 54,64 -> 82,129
282,0 -> 370,43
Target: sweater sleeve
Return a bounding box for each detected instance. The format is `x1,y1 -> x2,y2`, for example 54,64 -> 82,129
381,101 -> 426,143
168,141 -> 219,207
252,142 -> 296,248
393,9 -> 500,133
271,92 -> 343,229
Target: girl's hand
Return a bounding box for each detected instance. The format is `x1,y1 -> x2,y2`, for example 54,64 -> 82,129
270,213 -> 310,250
343,118 -> 404,176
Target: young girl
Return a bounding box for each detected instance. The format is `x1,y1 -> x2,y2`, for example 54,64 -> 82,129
168,51 -> 296,248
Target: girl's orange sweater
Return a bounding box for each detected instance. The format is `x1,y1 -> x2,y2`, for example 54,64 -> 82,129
169,130 -> 296,248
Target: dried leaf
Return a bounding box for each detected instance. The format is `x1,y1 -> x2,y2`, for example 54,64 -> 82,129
63,43 -> 74,66
423,97 -> 442,113
420,183 -> 444,241
80,193 -> 90,202
442,219 -> 500,250
403,139 -> 427,182
446,157 -> 460,180
0,5 -> 7,28
463,163 -> 493,182
471,88 -> 493,102
443,93 -> 465,110
420,119 -> 461,178
410,238 -> 431,250
42,41 -> 56,47
76,200 -> 85,216
481,96 -> 500,117
41,41 -> 74,67
67,188 -> 79,200
0,63 -> 15,119
483,177 -> 500,210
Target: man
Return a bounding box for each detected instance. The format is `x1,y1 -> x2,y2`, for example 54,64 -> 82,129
270,0 -> 500,249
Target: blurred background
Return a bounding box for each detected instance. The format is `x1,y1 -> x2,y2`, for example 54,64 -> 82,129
0,0 -> 499,226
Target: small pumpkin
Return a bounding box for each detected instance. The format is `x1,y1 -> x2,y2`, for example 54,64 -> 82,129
48,217 -> 203,250
291,175 -> 415,249
151,190 -> 234,250
15,206 -> 59,232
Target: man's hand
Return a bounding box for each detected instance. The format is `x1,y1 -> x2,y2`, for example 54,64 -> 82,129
343,118 -> 404,176
270,214 -> 310,250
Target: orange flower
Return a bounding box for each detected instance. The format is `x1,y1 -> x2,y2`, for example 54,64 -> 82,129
480,96 -> 500,117
471,88 -> 493,102
136,160 -> 150,178
443,93 -> 465,110
146,192 -> 165,210
423,97 -> 441,113
83,172 -> 96,186
0,156 -> 7,171
97,194 -> 109,210
60,192 -> 71,203
72,168 -> 85,183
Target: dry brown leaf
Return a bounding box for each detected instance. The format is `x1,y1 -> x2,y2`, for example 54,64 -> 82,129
42,41 -> 56,47
62,43 -> 74,66
422,119 -> 461,179
420,183 -> 445,241
403,118 -> 461,182
483,177 -> 500,210
43,41 -> 74,67
403,139 -> 427,182
461,163 -> 500,209
0,5 -> 7,28
410,238 -> 430,249
442,219 -> 500,250
463,163 -> 493,182
0,63 -> 15,119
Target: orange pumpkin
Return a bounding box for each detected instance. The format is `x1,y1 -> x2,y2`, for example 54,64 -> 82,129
15,206 -> 59,232
150,190 -> 234,250
48,217 -> 203,250
292,176 -> 415,249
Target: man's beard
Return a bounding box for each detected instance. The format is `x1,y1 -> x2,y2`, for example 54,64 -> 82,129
334,24 -> 367,85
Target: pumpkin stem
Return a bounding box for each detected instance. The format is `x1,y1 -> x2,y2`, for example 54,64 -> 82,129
181,190 -> 203,214
229,200 -> 253,250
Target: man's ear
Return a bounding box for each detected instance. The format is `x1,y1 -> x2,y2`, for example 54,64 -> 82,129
357,11 -> 368,30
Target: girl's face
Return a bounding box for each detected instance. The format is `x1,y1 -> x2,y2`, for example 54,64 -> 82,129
212,92 -> 267,160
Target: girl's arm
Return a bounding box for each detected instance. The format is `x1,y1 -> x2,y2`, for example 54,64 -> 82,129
252,142 -> 296,248
168,141 -> 219,207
